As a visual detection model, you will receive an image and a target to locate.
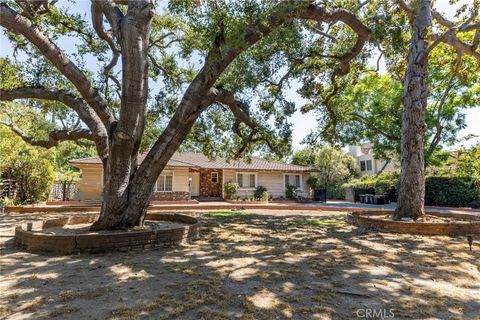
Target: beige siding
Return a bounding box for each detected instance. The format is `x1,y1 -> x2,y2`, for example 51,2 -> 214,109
171,168 -> 190,192
223,170 -> 310,198
75,165 -> 103,200
75,165 -> 190,200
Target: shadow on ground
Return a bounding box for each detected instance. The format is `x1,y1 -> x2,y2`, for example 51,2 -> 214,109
0,209 -> 478,319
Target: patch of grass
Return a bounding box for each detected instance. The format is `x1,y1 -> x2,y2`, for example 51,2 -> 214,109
24,296 -> 46,312
6,293 -> 19,301
205,210 -> 245,218
0,306 -> 11,317
110,306 -> 139,320
58,288 -> 106,301
49,306 -> 80,318
289,219 -> 347,228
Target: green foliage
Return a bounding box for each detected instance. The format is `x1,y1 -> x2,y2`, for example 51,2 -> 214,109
293,146 -> 357,199
205,210 -> 245,218
424,176 -> 478,207
0,124 -> 56,203
373,171 -> 399,200
285,185 -> 297,199
301,41 -> 479,164
1,149 -> 56,204
431,144 -> 480,178
0,197 -> 16,207
223,181 -> 239,200
306,175 -> 320,190
343,172 -> 399,201
254,186 -> 269,201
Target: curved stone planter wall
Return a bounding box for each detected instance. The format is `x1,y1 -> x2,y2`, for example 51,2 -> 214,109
14,213 -> 200,254
347,211 -> 480,236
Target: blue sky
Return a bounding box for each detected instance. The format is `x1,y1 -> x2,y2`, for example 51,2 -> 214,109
1,0 -> 478,151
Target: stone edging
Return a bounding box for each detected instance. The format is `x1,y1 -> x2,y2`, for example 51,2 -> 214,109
347,211 -> 480,236
14,213 -> 200,254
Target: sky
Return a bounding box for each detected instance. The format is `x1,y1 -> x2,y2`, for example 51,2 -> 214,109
0,0 -> 478,152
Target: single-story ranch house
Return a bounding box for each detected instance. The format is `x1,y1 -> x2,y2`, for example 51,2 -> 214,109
70,152 -> 313,201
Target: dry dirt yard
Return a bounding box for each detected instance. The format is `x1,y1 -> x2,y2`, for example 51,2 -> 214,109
0,209 -> 479,320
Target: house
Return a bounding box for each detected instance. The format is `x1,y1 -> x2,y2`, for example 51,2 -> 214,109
69,152 -> 313,201
347,143 -> 395,176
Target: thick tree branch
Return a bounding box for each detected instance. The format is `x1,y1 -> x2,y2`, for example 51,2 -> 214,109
209,87 -> 280,157
91,0 -> 123,39
91,1 -> 120,75
0,3 -> 115,127
0,121 -> 93,148
0,86 -> 109,159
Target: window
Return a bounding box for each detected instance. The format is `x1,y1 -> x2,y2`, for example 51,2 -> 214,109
366,160 -> 372,171
211,172 -> 218,183
236,172 -> 256,188
285,174 -> 301,189
156,171 -> 173,191
360,160 -> 372,172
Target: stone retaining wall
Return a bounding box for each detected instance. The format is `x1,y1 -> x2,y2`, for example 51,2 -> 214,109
347,211 -> 480,236
15,213 -> 200,254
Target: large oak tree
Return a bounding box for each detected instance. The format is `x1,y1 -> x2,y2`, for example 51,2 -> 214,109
0,0 -> 370,229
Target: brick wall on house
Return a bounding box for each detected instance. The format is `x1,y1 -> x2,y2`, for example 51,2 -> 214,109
151,191 -> 190,201
199,169 -> 223,197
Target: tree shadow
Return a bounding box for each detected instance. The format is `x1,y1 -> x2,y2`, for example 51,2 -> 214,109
0,210 -> 479,319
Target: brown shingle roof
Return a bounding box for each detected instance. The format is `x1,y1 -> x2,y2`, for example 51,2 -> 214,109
70,152 -> 312,172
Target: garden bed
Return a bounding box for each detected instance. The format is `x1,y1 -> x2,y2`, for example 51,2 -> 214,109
14,213 -> 200,254
347,210 -> 480,236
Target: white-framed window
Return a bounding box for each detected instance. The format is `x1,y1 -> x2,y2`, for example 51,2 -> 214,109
156,171 -> 173,191
211,172 -> 218,183
236,172 -> 257,189
360,160 -> 372,172
284,173 -> 301,189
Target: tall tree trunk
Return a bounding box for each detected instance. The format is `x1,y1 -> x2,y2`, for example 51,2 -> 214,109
394,0 -> 431,220
91,2 -> 154,231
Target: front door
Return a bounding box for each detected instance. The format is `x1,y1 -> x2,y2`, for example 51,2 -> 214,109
189,172 -> 200,197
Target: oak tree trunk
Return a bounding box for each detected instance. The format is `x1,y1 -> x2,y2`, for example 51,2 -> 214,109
394,0 -> 431,220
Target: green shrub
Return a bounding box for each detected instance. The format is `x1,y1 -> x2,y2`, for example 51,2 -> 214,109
254,186 -> 269,201
425,176 -> 477,207
306,175 -> 320,190
286,185 -> 297,199
223,181 -> 238,200
0,197 -> 16,207
374,172 -> 399,201
470,200 -> 480,209
5,152 -> 55,204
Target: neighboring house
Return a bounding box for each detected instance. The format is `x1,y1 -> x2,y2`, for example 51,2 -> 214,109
70,152 -> 313,201
347,143 -> 395,176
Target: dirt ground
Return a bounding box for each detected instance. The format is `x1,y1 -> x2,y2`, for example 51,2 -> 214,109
0,210 -> 479,320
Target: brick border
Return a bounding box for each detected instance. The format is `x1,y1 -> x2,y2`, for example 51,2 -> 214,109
347,211 -> 480,236
14,213 -> 200,254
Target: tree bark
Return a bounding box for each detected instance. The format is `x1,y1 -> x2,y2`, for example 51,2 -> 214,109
394,0 -> 431,220
91,0 -> 154,230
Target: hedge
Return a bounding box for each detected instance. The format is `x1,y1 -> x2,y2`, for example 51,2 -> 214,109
424,176 -> 478,207
344,173 -> 479,207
